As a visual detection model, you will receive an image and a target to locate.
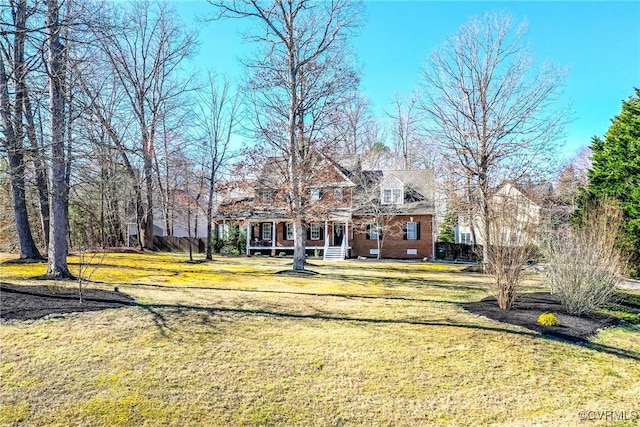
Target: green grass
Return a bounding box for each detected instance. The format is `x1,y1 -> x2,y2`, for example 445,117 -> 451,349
1,252 -> 639,426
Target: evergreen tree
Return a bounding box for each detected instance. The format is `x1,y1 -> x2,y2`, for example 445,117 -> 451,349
581,89 -> 640,277
438,213 -> 456,243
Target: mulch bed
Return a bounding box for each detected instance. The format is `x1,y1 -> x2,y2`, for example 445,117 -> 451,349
275,269 -> 320,276
463,292 -> 621,342
0,282 -> 134,322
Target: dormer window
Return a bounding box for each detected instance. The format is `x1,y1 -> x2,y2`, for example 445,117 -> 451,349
310,189 -> 321,201
380,175 -> 404,205
382,188 -> 402,205
259,190 -> 273,203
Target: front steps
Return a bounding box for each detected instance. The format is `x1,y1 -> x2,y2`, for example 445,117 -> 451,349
323,246 -> 345,261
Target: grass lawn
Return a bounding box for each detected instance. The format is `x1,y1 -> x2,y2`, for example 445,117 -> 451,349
1,252 -> 639,426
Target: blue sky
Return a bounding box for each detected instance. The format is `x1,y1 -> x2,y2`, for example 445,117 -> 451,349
175,1 -> 640,160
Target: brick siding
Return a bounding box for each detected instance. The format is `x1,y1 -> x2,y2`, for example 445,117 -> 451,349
351,214 -> 433,259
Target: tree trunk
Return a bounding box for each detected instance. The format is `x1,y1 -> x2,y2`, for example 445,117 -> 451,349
479,175 -> 490,273
293,218 -> 305,269
206,157 -> 215,260
46,0 -> 72,278
7,151 -> 42,259
24,95 -> 50,248
0,27 -> 42,260
142,125 -> 155,249
288,27 -> 305,271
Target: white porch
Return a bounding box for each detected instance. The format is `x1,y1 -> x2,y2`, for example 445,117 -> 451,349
244,219 -> 351,260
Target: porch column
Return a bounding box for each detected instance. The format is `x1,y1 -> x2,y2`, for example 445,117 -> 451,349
345,220 -> 349,247
246,222 -> 251,256
272,221 -> 276,248
324,221 -> 329,245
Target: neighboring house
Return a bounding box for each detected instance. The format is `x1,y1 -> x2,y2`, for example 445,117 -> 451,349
216,152 -> 436,260
454,182 -> 541,246
127,212 -> 209,240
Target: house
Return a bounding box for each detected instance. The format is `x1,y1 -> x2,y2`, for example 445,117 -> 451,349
454,182 -> 541,246
127,210 -> 209,240
216,153 -> 436,260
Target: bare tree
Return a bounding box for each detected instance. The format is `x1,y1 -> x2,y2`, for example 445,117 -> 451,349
193,73 -> 238,260
45,0 -> 72,278
210,0 -> 362,271
485,191 -> 538,310
544,201 -> 626,315
388,92 -> 420,170
328,92 -> 380,156
418,11 -> 568,269
93,0 -> 196,249
351,170 -> 402,260
0,0 -> 43,260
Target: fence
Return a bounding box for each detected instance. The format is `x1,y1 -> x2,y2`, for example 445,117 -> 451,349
435,242 -> 480,261
153,236 -> 206,253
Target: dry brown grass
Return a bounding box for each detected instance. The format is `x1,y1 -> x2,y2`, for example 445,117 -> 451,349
1,252 -> 639,426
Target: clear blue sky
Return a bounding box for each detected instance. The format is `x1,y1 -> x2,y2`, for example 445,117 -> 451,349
175,0 -> 640,161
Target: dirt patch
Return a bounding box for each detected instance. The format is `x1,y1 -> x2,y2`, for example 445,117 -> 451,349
0,282 -> 134,322
463,292 -> 621,343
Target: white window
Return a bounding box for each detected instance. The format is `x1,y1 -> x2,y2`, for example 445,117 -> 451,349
286,223 -> 294,240
369,223 -> 380,240
382,188 -> 402,205
407,222 -> 418,240
335,187 -> 344,202
217,223 -> 230,240
262,223 -> 272,241
460,232 -> 471,244
260,190 -> 273,203
310,189 -> 321,201
310,224 -> 321,240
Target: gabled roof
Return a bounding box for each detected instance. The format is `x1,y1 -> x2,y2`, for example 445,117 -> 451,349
256,151 -> 357,189
353,169 -> 435,215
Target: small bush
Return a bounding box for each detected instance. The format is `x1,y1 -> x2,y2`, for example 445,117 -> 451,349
537,312 -> 559,327
279,252 -> 286,257
544,203 -> 626,315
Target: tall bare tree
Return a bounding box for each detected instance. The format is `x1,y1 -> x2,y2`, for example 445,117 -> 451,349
0,0 -> 43,259
328,93 -> 380,156
388,93 -> 420,170
45,0 -> 73,277
418,11 -> 568,268
211,0 -> 362,270
193,73 -> 238,260
93,0 -> 196,249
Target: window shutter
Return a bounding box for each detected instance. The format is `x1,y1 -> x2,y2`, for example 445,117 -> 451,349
306,225 -> 311,240
366,224 -> 371,240
283,224 -> 287,241
403,222 -> 407,240
417,222 -> 421,240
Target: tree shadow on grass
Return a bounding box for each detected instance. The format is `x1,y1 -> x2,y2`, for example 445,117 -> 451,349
111,281 -> 464,305
136,301 -> 640,362
0,282 -> 135,321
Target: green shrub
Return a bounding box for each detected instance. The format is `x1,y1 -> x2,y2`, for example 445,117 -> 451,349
537,312 -> 559,327
314,247 -> 320,258
279,252 -> 287,257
